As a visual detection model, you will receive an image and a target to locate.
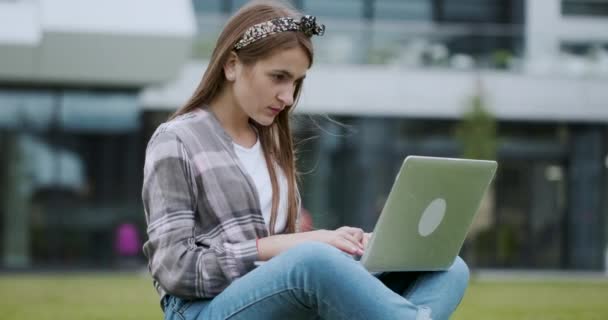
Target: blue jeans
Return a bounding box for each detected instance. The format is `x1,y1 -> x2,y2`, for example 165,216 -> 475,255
162,242 -> 469,320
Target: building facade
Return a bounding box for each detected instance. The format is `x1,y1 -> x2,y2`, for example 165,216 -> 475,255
1,0 -> 607,270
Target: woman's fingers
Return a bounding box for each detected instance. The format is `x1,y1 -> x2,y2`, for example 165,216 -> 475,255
341,238 -> 364,255
331,226 -> 370,255
362,232 -> 372,249
341,232 -> 364,251
346,227 -> 365,241
331,232 -> 364,255
337,226 -> 365,244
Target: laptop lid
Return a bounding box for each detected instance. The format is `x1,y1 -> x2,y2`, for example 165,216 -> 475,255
360,156 -> 497,272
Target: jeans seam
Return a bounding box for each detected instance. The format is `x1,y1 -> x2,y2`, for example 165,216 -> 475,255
404,274 -> 423,301
404,274 -> 435,319
224,286 -> 356,320
224,288 -> 298,319
317,294 -> 369,320
170,303 -> 187,320
166,297 -> 191,320
175,312 -> 186,320
297,287 -> 369,320
178,301 -> 193,315
406,271 -> 457,320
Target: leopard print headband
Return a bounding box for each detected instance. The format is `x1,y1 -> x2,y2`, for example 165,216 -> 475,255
234,15 -> 325,50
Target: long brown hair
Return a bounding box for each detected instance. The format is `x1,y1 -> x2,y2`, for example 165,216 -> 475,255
170,0 -> 314,234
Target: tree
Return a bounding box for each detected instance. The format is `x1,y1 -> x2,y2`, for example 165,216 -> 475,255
455,89 -> 497,161
455,79 -> 500,269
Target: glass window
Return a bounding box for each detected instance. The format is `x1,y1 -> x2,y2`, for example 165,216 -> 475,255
562,0 -> 608,17
22,131 -> 144,267
191,0 -> 223,14
0,89 -> 138,133
0,88 -> 143,266
0,89 -> 55,131
304,0 -> 364,19
231,0 -> 303,13
60,91 -> 139,133
441,0 -> 507,23
232,0 -> 251,11
0,88 -> 144,268
374,0 -> 432,21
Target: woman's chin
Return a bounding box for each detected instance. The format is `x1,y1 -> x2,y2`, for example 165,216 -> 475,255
252,115 -> 276,126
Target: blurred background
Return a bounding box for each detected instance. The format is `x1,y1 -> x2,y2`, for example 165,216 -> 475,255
0,0 -> 607,276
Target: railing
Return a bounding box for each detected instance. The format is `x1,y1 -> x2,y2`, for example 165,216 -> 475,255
192,14 -> 608,77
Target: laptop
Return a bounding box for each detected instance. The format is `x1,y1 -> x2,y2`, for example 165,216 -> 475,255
359,155 -> 497,272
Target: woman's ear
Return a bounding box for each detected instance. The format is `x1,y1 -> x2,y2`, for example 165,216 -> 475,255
224,51 -> 238,82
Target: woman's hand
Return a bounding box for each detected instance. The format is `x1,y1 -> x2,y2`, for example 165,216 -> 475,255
257,228 -> 373,261
362,232 -> 373,251
311,226 -> 367,256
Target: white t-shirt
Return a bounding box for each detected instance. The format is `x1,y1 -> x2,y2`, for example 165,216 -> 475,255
233,139 -> 288,234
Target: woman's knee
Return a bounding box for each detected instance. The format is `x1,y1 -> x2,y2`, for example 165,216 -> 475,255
282,241 -> 351,269
448,256 -> 470,288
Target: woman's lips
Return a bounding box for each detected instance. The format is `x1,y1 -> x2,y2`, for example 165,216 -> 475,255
269,107 -> 282,114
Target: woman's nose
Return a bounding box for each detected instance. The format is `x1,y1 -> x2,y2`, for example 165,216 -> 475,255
277,87 -> 295,106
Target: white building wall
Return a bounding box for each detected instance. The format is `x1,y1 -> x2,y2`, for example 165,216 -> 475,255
0,0 -> 196,85
141,63 -> 608,123
525,0 -> 608,75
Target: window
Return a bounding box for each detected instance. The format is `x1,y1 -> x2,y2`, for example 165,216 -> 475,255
232,0 -> 302,12
439,0 -> 522,24
374,0 -> 432,20
191,0 -> 223,14
0,89 -> 143,268
562,0 -> 608,17
304,0 -> 364,19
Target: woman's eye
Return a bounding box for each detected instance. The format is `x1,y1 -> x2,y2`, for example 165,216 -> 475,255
272,74 -> 286,82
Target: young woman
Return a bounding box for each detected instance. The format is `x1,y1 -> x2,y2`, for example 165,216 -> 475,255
142,1 -> 469,319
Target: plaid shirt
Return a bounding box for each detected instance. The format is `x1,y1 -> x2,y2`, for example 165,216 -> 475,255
142,108 -> 296,302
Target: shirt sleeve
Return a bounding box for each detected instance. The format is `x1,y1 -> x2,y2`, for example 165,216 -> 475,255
142,129 -> 258,299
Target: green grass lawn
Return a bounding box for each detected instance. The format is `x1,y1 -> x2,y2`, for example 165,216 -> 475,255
453,278 -> 608,320
1,273 -> 607,319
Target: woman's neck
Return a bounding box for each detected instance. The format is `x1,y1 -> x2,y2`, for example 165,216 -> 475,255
209,87 -> 257,147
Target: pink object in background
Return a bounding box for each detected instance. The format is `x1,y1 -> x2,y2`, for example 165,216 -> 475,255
300,208 -> 313,232
115,223 -> 141,256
